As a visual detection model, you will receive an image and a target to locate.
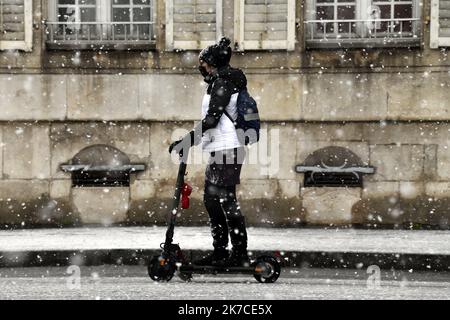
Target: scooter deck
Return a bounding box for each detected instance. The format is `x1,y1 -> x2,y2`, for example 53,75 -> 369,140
179,264 -> 256,275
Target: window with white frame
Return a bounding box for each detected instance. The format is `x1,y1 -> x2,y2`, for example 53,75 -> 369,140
165,0 -> 222,51
234,0 -> 296,51
57,0 -> 97,23
46,0 -> 156,49
112,0 -> 153,41
430,0 -> 450,48
304,0 -> 421,48
0,0 -> 33,51
314,0 -> 356,36
55,0 -> 97,39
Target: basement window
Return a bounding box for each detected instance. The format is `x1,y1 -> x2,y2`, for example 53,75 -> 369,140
296,164 -> 375,187
60,144 -> 145,187
296,146 -> 375,188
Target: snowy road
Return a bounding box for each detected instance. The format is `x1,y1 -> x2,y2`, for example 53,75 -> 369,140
0,266 -> 449,300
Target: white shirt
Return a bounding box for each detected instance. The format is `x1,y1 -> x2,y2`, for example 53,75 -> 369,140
201,91 -> 242,152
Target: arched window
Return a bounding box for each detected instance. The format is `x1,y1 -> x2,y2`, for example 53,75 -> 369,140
60,144 -> 145,187
296,146 -> 375,187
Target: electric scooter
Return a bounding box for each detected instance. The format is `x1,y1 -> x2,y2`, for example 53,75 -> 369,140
147,149 -> 281,283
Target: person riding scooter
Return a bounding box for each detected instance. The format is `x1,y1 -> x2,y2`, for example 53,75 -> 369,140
168,37 -> 250,268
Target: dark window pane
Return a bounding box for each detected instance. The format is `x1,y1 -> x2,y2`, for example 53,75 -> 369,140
394,4 -> 412,18
316,6 -> 334,33
80,8 -> 96,21
113,8 -> 130,38
113,0 -> 130,4
394,5 -> 413,32
316,5 -> 334,20
337,5 -> 355,19
378,4 -> 391,18
133,7 -> 151,22
113,8 -> 130,22
337,5 -> 355,34
377,4 -> 391,32
133,0 -> 151,4
133,8 -> 151,39
58,7 -> 76,22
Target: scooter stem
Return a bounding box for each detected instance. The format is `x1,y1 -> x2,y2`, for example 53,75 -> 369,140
164,149 -> 189,249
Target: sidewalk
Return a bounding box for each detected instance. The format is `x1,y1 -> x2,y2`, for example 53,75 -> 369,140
1,226 -> 450,270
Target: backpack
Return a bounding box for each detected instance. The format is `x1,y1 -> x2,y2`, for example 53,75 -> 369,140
224,88 -> 260,145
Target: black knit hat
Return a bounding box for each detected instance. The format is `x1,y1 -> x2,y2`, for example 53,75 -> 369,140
199,37 -> 232,68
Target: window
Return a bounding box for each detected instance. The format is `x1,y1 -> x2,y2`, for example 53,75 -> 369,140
314,0 -> 356,37
60,145 -> 146,187
234,0 -> 296,50
112,0 -> 153,41
304,0 -> 421,48
57,0 -> 97,24
295,146 -> 375,188
55,0 -> 97,40
0,0 -> 33,51
165,0 -> 223,50
430,0 -> 450,48
46,0 -> 156,49
302,170 -> 364,187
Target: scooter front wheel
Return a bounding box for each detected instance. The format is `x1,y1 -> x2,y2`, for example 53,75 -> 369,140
148,255 -> 176,282
253,256 -> 281,283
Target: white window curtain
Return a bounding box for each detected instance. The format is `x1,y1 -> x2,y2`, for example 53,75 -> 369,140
0,0 -> 33,51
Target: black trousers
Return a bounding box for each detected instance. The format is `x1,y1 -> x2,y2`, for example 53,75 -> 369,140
203,181 -> 248,252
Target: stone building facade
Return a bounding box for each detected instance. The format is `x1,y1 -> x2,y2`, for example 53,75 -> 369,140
0,0 -> 450,228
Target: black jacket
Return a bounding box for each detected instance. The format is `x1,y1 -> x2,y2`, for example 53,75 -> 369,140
190,65 -> 247,146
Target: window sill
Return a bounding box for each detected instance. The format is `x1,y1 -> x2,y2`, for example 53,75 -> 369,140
45,41 -> 157,51
305,37 -> 421,49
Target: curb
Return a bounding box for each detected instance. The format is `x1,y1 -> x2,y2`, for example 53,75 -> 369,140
1,249 -> 449,271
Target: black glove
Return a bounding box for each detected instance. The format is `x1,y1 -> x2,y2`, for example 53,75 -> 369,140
169,132 -> 194,158
169,139 -> 182,154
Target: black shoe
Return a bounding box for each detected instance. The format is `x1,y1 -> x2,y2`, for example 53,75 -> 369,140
227,248 -> 250,267
193,249 -> 228,266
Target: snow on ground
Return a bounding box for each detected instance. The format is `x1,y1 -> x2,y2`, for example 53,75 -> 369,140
1,226 -> 450,254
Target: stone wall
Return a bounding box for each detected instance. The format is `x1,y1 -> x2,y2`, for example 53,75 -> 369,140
0,1 -> 449,228
1,72 -> 450,122
0,118 -> 449,228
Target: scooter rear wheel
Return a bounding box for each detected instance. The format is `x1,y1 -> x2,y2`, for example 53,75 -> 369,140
253,256 -> 281,283
148,255 -> 176,282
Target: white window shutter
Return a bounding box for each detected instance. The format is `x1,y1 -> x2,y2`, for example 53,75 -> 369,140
430,0 -> 450,48
0,0 -> 32,51
166,0 -> 223,50
234,0 -> 296,51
